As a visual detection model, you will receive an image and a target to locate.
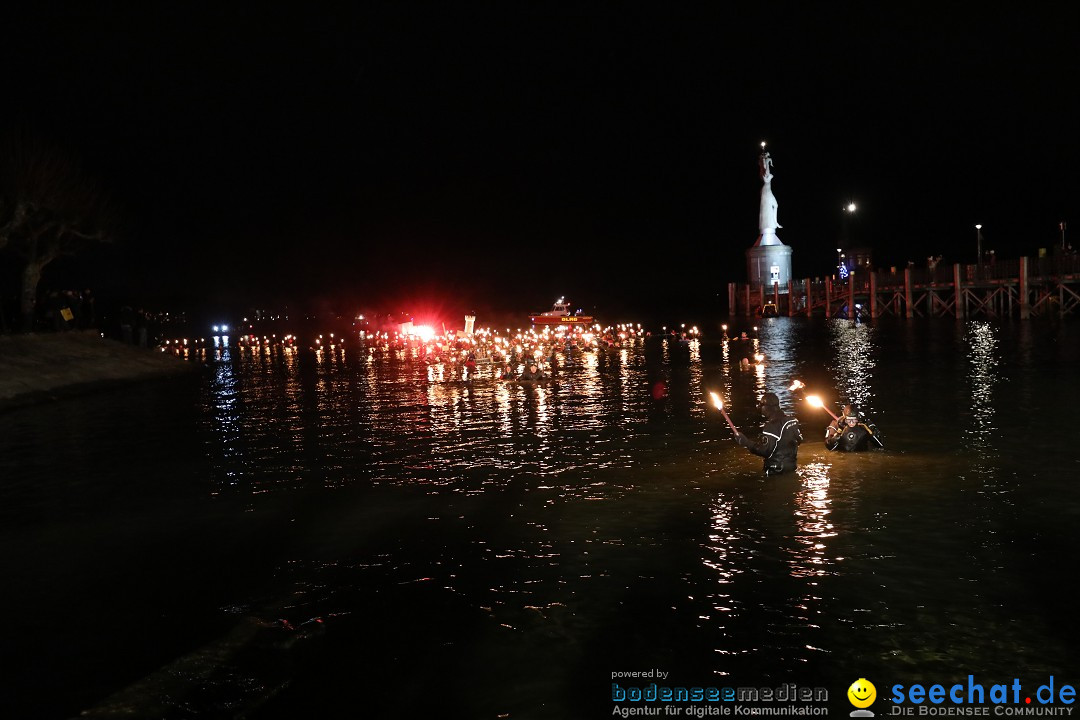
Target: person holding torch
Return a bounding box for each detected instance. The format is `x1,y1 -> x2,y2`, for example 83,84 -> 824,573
714,391 -> 802,475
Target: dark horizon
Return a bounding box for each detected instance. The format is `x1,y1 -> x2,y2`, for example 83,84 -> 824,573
4,6 -> 1079,322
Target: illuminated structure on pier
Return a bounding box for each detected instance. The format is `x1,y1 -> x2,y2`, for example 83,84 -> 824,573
746,143 -> 793,292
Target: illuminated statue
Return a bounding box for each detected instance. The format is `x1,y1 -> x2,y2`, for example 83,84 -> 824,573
759,151 -> 773,179
758,150 -> 781,234
746,143 -> 792,289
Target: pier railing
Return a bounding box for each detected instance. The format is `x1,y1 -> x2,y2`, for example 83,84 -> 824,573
728,254 -> 1080,319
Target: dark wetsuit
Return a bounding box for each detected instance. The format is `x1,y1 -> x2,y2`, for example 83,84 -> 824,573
737,414 -> 803,474
825,419 -> 884,452
518,369 -> 544,381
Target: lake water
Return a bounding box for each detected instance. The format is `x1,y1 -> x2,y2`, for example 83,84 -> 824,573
3,317 -> 1079,719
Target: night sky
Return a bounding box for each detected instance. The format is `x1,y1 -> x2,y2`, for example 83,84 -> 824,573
6,5 -> 1080,322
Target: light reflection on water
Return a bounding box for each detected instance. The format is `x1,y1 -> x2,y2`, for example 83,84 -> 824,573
965,320 -> 1001,483
828,319 -> 877,417
3,319 -> 1080,718
790,462 -> 836,579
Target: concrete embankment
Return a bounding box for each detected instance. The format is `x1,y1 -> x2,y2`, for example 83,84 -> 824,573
0,331 -> 195,411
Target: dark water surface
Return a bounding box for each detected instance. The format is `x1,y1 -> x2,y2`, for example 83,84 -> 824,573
3,318 -> 1079,718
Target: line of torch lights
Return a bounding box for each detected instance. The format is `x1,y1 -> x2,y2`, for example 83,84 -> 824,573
158,321 -> 696,358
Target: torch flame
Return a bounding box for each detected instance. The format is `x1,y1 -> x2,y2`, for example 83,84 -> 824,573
806,395 -> 824,408
709,392 -> 724,410
754,353 -> 764,363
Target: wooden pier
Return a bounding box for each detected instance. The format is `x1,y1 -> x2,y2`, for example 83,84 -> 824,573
728,255 -> 1080,320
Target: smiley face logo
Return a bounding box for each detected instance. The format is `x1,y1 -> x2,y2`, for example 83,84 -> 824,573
847,678 -> 876,708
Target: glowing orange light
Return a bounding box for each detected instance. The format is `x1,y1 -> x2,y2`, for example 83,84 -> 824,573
806,394 -> 840,420
709,392 -> 723,410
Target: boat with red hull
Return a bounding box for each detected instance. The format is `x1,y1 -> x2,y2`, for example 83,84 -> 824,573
529,299 -> 594,325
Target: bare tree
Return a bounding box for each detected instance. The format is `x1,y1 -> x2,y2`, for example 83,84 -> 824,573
0,128 -> 113,330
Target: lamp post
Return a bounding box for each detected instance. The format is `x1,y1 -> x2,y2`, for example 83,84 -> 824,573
842,202 -> 857,246
839,202 -> 856,279
975,224 -> 983,276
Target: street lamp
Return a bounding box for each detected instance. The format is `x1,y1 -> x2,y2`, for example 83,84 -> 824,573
975,224 -> 983,272
839,202 -> 856,277
841,202 -> 857,246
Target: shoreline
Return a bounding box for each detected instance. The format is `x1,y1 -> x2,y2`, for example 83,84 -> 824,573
0,331 -> 197,413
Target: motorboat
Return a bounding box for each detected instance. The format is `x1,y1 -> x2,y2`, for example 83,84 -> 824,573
529,298 -> 594,325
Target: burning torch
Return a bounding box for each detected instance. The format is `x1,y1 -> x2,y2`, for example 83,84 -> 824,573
805,394 -> 840,421
709,392 -> 739,436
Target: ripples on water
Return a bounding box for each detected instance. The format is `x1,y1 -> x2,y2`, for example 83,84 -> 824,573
3,319 -> 1079,718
